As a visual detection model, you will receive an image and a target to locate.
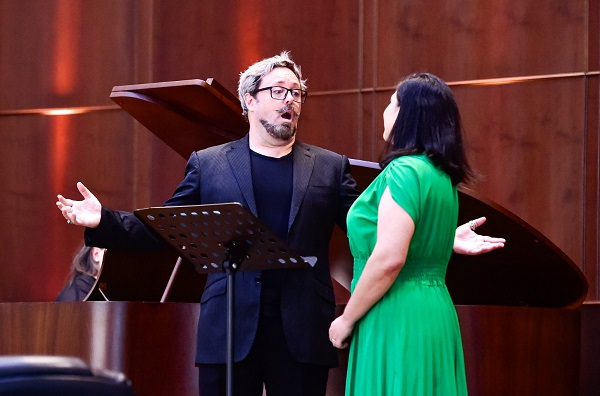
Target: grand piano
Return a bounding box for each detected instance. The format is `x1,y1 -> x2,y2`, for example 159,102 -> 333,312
0,79 -> 590,396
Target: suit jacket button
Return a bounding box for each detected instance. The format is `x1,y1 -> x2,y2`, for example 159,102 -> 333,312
255,275 -> 262,284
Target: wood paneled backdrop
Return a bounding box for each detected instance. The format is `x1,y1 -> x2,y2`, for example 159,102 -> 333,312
0,0 -> 598,303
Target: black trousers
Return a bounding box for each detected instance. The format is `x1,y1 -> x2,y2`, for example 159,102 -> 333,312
198,308 -> 329,396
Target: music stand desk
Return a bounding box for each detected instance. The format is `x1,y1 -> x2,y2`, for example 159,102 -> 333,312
134,203 -> 315,396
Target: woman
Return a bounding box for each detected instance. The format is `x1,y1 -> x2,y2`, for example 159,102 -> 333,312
329,73 -> 473,395
55,245 -> 104,302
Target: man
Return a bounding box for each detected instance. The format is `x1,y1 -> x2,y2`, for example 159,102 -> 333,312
57,52 -> 503,396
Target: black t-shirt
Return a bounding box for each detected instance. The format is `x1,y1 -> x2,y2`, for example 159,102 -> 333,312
250,149 -> 293,314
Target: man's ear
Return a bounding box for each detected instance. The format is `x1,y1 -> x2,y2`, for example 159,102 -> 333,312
244,92 -> 256,111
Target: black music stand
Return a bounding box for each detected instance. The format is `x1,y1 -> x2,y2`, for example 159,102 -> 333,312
134,203 -> 315,396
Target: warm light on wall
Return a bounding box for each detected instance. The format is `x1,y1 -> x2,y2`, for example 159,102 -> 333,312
236,3 -> 261,71
50,115 -> 69,195
52,0 -> 81,95
0,105 -> 119,117
302,71 -> 600,97
43,108 -> 88,116
449,72 -> 599,87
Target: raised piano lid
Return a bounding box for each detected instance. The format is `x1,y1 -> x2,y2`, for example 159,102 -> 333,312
110,78 -> 248,158
349,159 -> 588,309
110,79 -> 588,309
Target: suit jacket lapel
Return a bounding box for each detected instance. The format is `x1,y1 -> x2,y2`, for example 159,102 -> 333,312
289,142 -> 314,230
226,135 -> 258,216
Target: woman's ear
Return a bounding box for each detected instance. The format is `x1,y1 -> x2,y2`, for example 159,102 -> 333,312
91,247 -> 105,264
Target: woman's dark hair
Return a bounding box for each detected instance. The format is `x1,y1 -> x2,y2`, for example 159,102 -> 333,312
380,73 -> 475,185
67,245 -> 100,283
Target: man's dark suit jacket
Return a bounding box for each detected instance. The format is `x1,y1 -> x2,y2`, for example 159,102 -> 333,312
85,134 -> 359,367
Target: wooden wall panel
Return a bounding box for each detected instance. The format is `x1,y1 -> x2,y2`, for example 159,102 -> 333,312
150,1 -> 362,95
298,94 -> 362,158
584,76 -> 599,298
455,78 -> 586,265
584,0 -> 600,302
0,0 -> 138,110
374,0 -> 587,84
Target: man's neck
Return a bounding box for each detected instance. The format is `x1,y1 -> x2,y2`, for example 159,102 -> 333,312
248,132 -> 294,158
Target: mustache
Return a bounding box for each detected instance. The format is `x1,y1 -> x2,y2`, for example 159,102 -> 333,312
277,105 -> 299,117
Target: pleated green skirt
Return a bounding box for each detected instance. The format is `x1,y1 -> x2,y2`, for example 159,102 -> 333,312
345,262 -> 468,396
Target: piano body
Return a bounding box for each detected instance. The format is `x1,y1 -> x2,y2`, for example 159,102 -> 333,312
0,79 -> 590,396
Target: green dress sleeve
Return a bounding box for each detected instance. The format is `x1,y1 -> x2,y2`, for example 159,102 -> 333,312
384,157 -> 423,225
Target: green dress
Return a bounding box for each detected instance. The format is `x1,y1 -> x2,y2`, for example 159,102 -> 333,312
345,155 -> 467,395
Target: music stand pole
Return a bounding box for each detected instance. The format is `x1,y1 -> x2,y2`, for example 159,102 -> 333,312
223,259 -> 235,396
222,239 -> 247,396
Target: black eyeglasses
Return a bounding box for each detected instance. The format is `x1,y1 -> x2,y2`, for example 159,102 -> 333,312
255,86 -> 308,103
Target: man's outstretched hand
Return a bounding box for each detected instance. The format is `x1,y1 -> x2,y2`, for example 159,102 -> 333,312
56,182 -> 102,228
454,217 -> 505,255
